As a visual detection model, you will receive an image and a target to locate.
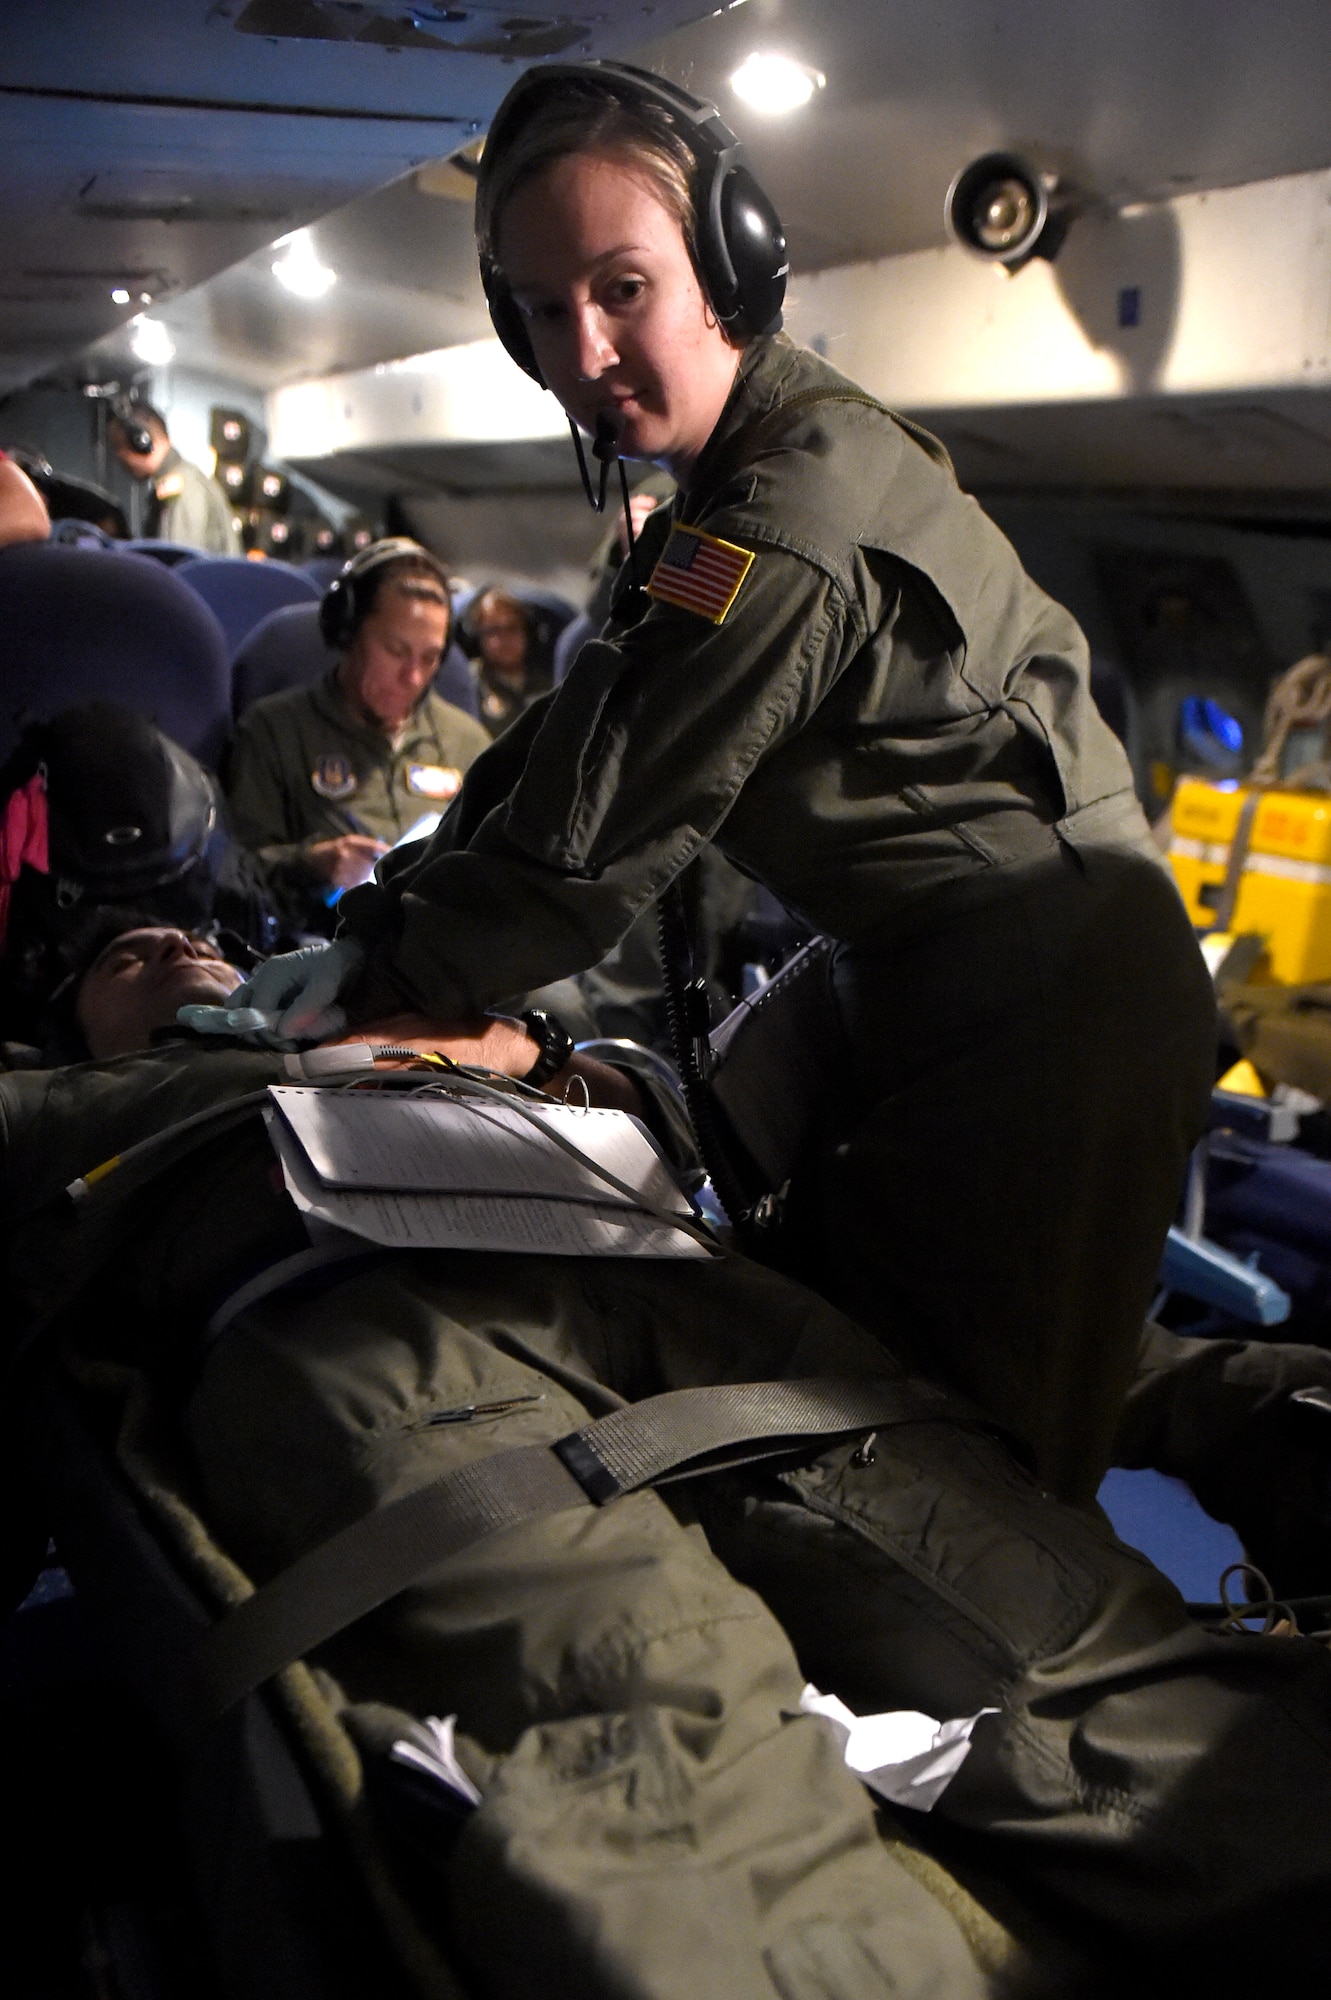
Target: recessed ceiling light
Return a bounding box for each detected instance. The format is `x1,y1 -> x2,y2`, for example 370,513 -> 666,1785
138,292 -> 152,304
129,315 -> 175,366
110,287 -> 130,304
272,228 -> 337,300
729,52 -> 825,116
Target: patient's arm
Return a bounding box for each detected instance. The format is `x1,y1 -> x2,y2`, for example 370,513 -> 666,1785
329,1013 -> 644,1114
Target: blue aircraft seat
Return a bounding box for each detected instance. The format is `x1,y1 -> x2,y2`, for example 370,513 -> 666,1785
47,519 -> 120,550
176,556 -> 318,659
435,641 -> 480,718
231,602 -> 480,721
124,539 -> 209,568
230,603 -> 333,717
299,555 -> 347,593
0,542 -> 231,769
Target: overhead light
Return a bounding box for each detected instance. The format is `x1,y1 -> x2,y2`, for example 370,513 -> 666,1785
110,287 -> 130,305
729,52 -> 824,116
129,315 -> 175,366
272,228 -> 337,300
138,292 -> 152,304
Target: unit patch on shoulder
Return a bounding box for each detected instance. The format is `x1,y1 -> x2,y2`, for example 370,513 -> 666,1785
311,753 -> 358,801
646,524 -> 754,625
407,763 -> 461,801
154,472 -> 185,501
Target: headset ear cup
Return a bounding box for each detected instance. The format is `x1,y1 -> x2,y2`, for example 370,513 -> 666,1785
319,578 -> 349,651
484,268 -> 547,387
720,166 -> 788,335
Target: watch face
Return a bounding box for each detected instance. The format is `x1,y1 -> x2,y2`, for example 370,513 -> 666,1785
311,753 -> 358,801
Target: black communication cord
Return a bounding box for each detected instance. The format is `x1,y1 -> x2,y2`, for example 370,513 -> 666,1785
657,879 -> 763,1238
569,413 -> 645,589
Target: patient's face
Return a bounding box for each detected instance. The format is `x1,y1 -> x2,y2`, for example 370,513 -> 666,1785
76,928 -> 243,1059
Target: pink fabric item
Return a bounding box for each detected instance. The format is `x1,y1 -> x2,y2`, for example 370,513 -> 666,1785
0,771 -> 49,950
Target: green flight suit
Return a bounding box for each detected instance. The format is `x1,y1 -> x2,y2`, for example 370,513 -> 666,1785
336,334 -> 1215,1503
7,1043 -> 1331,1996
225,672 -> 491,933
144,445 -> 240,555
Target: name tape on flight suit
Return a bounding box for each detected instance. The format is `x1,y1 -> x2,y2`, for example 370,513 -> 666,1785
407,763 -> 461,801
646,524 -> 754,625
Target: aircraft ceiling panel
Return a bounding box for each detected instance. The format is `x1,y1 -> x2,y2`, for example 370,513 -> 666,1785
640,0 -> 1331,270
0,0 -> 714,392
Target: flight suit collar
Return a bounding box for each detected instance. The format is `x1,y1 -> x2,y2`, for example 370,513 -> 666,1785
684,334 -> 803,511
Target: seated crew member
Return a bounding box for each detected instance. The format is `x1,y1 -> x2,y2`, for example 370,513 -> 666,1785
107,401 -> 240,556
467,586 -> 550,737
0,449 -> 51,546
224,540 -> 491,937
8,940 -> 1331,1994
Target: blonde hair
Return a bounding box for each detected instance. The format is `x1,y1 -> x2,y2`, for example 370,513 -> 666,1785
476,79 -> 697,273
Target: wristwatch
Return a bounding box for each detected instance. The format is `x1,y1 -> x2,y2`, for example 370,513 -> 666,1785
519,1007 -> 575,1088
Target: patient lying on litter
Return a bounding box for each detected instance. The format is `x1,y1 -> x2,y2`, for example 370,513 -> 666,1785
5,921 -> 1331,2000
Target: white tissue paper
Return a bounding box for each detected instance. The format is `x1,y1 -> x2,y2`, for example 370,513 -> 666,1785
798,1685 -> 997,1812
389,1713 -> 483,1808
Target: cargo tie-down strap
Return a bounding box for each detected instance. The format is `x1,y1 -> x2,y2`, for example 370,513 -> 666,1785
200,1374 -> 971,1717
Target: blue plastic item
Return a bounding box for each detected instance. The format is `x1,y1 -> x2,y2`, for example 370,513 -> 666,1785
1097,1467 -> 1244,1602
1179,694 -> 1244,771
1160,1225 -> 1291,1325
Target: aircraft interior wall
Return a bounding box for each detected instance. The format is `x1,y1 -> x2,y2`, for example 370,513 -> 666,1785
988,494 -> 1331,808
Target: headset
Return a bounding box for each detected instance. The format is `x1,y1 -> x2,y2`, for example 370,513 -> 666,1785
109,395 -> 156,458
318,537 -> 451,651
478,61 -> 788,391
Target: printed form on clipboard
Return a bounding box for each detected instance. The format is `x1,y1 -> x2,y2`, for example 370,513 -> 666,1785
264,1086 -> 709,1259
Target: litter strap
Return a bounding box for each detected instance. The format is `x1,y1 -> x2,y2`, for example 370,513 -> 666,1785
1211,788 -> 1263,935
199,1374 -> 959,1717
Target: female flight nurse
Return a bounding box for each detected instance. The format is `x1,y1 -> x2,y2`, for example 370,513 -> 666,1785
201,63 -> 1215,1506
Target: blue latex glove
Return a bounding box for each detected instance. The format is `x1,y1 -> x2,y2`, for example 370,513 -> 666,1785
178,938 -> 365,1047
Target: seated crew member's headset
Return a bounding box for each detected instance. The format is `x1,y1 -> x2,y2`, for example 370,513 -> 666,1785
479,63 -> 791,1238
319,537 -> 451,651
479,61 -> 788,526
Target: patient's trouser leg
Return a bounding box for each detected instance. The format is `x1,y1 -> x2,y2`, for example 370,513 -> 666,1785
189,1262 -> 990,2000
698,1416 -> 1331,1982
189,1256 -> 1331,1991
813,846 -> 1216,1505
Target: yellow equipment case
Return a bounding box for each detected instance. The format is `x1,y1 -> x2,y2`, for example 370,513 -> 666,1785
1169,776 -> 1331,982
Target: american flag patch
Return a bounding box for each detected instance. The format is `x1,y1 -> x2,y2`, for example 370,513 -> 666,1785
646,524 -> 754,625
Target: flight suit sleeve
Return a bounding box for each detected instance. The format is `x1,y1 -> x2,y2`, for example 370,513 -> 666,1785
339,532 -> 861,1022
224,707 -> 329,905
161,465 -> 230,555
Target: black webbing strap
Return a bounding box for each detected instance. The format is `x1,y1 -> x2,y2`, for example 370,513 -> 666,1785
1210,788 -> 1263,935
200,1375 -> 953,1716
